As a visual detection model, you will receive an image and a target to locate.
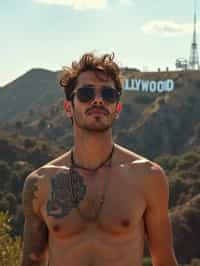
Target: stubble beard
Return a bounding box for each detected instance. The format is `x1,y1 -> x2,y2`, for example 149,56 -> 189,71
73,111 -> 115,133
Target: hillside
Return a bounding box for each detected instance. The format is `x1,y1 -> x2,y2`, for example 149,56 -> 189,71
171,194 -> 200,264
1,69 -> 200,159
0,68 -> 62,122
117,70 -> 200,157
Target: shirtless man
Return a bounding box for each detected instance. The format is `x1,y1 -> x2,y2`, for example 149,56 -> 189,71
21,53 -> 178,266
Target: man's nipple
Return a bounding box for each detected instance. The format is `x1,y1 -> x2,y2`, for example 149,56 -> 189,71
122,219 -> 130,227
53,224 -> 60,232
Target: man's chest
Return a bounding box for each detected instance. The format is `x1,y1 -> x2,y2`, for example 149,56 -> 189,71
41,166 -> 146,238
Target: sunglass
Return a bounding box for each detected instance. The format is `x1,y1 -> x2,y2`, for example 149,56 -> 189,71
71,86 -> 121,103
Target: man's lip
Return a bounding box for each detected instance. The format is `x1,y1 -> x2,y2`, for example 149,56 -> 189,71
87,109 -> 107,115
88,111 -> 105,115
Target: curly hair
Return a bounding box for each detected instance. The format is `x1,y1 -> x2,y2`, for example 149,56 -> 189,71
59,52 -> 123,101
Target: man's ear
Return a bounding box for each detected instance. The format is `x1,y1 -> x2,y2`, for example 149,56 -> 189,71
115,102 -> 122,119
116,102 -> 122,113
63,100 -> 73,118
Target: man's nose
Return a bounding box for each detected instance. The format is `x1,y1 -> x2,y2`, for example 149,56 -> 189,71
91,92 -> 104,104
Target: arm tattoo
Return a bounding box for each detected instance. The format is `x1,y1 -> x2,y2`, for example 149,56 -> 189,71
47,168 -> 87,218
22,175 -> 48,266
23,175 -> 38,215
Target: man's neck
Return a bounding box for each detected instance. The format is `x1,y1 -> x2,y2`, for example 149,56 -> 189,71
72,131 -> 114,171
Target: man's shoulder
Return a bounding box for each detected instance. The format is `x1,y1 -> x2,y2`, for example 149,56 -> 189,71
131,157 -> 166,184
116,144 -> 159,168
130,156 -> 168,197
24,150 -> 72,190
120,151 -> 169,202
116,144 -> 166,181
131,157 -> 164,175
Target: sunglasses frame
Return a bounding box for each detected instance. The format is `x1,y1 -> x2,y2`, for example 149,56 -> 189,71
71,85 -> 121,103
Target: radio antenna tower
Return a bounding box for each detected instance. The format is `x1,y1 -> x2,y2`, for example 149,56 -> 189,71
189,0 -> 200,69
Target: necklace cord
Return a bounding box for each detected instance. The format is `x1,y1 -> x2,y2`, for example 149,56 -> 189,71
69,144 -> 115,221
70,144 -> 115,172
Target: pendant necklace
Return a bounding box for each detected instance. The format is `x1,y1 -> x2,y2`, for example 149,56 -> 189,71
69,144 -> 115,222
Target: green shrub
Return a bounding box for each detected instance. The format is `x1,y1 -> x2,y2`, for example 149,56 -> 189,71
0,212 -> 22,266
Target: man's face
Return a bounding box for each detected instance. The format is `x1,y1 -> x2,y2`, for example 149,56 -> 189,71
67,71 -> 119,133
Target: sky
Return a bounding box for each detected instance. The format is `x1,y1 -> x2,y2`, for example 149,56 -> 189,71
0,0 -> 199,86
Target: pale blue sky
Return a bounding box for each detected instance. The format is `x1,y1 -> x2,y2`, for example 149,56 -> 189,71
0,0 -> 199,86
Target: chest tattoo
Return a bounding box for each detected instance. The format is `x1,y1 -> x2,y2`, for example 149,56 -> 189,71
47,168 -> 87,218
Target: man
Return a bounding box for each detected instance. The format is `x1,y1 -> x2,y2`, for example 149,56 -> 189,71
22,53 -> 178,266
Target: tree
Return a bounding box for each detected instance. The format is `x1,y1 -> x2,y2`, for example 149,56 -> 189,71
38,115 -> 47,130
23,138 -> 35,149
15,121 -> 23,134
0,212 -> 22,266
0,161 -> 10,189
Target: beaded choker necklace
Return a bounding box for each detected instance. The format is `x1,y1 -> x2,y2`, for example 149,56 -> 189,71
70,144 -> 115,173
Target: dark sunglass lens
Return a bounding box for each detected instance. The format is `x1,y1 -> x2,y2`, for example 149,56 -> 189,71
102,88 -> 119,102
77,87 -> 94,102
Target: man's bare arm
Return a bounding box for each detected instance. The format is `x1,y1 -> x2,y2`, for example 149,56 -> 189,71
21,173 -> 48,266
144,163 -> 178,266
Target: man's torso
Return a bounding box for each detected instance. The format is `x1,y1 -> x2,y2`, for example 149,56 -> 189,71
35,144 -> 153,266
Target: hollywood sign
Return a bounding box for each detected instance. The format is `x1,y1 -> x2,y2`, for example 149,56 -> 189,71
124,79 -> 175,93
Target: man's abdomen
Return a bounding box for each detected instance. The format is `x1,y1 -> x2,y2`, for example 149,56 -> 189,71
48,221 -> 144,266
